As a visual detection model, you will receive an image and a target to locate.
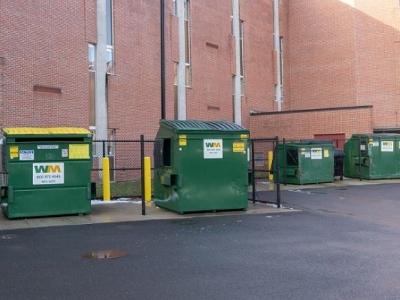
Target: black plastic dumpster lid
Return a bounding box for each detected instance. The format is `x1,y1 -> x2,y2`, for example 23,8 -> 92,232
160,120 -> 248,132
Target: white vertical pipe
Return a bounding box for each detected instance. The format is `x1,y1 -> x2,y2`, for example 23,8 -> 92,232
95,0 -> 108,140
177,0 -> 187,120
273,0 -> 282,111
232,0 -> 242,125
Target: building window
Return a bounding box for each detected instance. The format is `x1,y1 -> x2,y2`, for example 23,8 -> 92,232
106,45 -> 113,62
173,62 -> 178,119
231,18 -> 245,96
184,0 -> 192,87
106,0 -> 113,46
239,20 -> 245,94
232,75 -> 235,121
88,43 -> 96,72
172,0 -> 177,15
106,0 -> 114,72
88,43 -> 96,126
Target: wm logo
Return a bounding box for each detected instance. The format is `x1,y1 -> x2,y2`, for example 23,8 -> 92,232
205,142 -> 221,148
34,165 -> 61,173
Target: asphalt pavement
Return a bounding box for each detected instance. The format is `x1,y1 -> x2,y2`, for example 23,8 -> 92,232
1,184 -> 400,299
281,183 -> 400,228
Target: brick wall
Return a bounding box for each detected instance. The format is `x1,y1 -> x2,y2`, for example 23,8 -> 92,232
284,0 -> 357,111
249,106 -> 373,140
108,0 -> 162,139
284,0 -> 400,130
241,0 -> 276,127
0,0 -> 90,128
1,0 -> 281,139
1,0 -> 400,141
352,0 -> 400,129
185,0 -> 233,123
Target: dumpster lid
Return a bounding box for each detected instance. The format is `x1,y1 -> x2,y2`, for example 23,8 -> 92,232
3,127 -> 91,136
282,140 -> 334,147
351,133 -> 400,139
160,120 -> 248,133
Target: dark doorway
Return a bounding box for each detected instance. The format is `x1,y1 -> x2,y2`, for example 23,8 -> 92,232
314,133 -> 346,149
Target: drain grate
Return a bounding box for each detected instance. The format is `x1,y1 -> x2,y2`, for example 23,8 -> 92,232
82,249 -> 128,260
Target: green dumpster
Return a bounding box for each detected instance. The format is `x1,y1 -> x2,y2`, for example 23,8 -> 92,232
276,141 -> 334,185
0,127 -> 92,219
344,134 -> 400,179
153,120 -> 249,214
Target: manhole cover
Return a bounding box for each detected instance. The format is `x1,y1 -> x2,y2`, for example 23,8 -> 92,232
1,234 -> 17,240
82,249 -> 128,260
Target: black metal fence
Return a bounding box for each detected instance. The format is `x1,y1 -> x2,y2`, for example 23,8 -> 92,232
91,138 -> 155,200
0,133 -> 393,215
93,136 -> 284,209
248,137 -> 281,208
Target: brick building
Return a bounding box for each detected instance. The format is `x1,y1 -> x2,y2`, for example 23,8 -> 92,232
1,0 -> 399,142
251,0 -> 400,141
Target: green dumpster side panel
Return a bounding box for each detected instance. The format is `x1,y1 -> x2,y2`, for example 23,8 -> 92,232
276,142 -> 334,185
4,187 -> 91,219
344,134 -> 400,179
1,128 -> 92,219
153,120 -> 249,214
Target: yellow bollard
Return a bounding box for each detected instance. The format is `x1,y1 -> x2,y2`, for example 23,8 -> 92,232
268,151 -> 274,182
102,157 -> 111,201
144,156 -> 152,206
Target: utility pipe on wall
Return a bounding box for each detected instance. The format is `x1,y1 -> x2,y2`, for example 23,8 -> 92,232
232,0 -> 242,125
95,0 -> 108,141
177,0 -> 187,120
160,0 -> 166,119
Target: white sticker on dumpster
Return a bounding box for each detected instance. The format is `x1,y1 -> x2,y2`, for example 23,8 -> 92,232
33,162 -> 64,185
61,149 -> 69,158
203,139 -> 223,159
19,150 -> 34,161
381,141 -> 394,152
37,145 -> 59,150
310,148 -> 323,160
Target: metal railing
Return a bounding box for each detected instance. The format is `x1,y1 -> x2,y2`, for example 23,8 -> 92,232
92,137 -> 155,215
249,137 -> 281,208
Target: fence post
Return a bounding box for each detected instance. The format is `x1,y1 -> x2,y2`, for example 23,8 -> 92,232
275,137 -> 281,208
282,138 -> 286,185
140,135 -> 146,215
358,137 -> 362,181
251,139 -> 256,204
